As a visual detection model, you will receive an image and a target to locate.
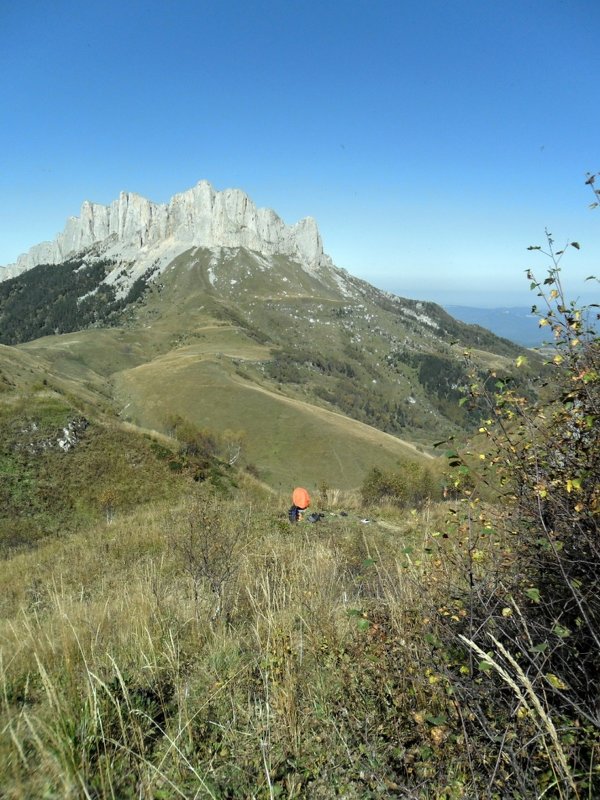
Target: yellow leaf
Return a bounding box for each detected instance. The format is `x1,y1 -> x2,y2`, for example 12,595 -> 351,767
545,673 -> 570,690
549,289 -> 559,299
539,318 -> 549,327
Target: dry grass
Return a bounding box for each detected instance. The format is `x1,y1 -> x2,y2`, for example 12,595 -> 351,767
3,484 -> 587,798
0,490 -> 474,798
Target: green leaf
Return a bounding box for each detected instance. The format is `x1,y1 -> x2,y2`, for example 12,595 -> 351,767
529,641 -> 549,653
552,623 -> 571,639
478,660 -> 493,672
570,241 -> 580,249
425,713 -> 448,726
356,618 -> 370,631
525,587 -> 541,604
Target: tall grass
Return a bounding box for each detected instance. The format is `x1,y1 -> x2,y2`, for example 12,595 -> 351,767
1,488 -> 480,798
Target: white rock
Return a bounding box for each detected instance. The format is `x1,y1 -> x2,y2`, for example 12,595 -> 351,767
0,180 -> 333,281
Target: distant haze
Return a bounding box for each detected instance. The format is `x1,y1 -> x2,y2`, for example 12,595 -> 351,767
443,306 -> 546,348
382,284 -> 598,311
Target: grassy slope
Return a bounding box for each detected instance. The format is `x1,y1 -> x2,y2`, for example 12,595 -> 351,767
112,350 -> 429,490
0,346 -> 197,552
11,249 -> 441,489
15,323 -> 430,490
7,246 -> 534,490
0,252 -> 576,797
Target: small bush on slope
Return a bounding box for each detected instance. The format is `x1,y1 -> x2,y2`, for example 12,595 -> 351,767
361,462 -> 440,508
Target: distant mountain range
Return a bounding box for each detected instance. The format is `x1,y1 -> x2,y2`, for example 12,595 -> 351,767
0,181 -> 540,487
444,305 -> 547,348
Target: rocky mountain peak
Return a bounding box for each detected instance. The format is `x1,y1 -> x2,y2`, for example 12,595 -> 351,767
0,181 -> 331,281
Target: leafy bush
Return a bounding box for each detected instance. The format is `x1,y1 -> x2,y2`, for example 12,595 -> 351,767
361,463 -> 438,508
438,228 -> 600,797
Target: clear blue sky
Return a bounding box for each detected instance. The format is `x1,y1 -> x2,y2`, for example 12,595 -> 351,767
1,0 -> 599,306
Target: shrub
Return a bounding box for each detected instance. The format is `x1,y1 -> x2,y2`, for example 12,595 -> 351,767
439,228 -> 600,797
361,463 -> 437,508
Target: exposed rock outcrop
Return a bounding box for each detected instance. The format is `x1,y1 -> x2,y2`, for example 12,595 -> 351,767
0,181 -> 331,282
14,417 -> 89,454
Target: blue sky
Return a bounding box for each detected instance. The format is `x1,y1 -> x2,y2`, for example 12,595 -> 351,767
1,0 -> 599,306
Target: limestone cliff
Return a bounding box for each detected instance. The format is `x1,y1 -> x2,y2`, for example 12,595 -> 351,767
0,181 -> 331,281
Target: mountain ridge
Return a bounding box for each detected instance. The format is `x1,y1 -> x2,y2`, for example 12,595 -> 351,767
0,180 -> 331,283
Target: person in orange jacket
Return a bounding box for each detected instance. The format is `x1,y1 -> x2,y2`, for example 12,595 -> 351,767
288,487 -> 310,523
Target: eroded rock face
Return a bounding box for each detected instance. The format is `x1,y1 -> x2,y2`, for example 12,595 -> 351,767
0,181 -> 330,281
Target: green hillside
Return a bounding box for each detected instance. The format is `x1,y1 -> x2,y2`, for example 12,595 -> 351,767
0,245 -> 540,492
112,351 -> 429,490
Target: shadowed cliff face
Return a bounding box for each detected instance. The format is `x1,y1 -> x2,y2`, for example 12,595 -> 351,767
0,180 -> 330,281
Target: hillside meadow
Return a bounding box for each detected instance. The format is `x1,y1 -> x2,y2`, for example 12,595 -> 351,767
0,484 -> 499,799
